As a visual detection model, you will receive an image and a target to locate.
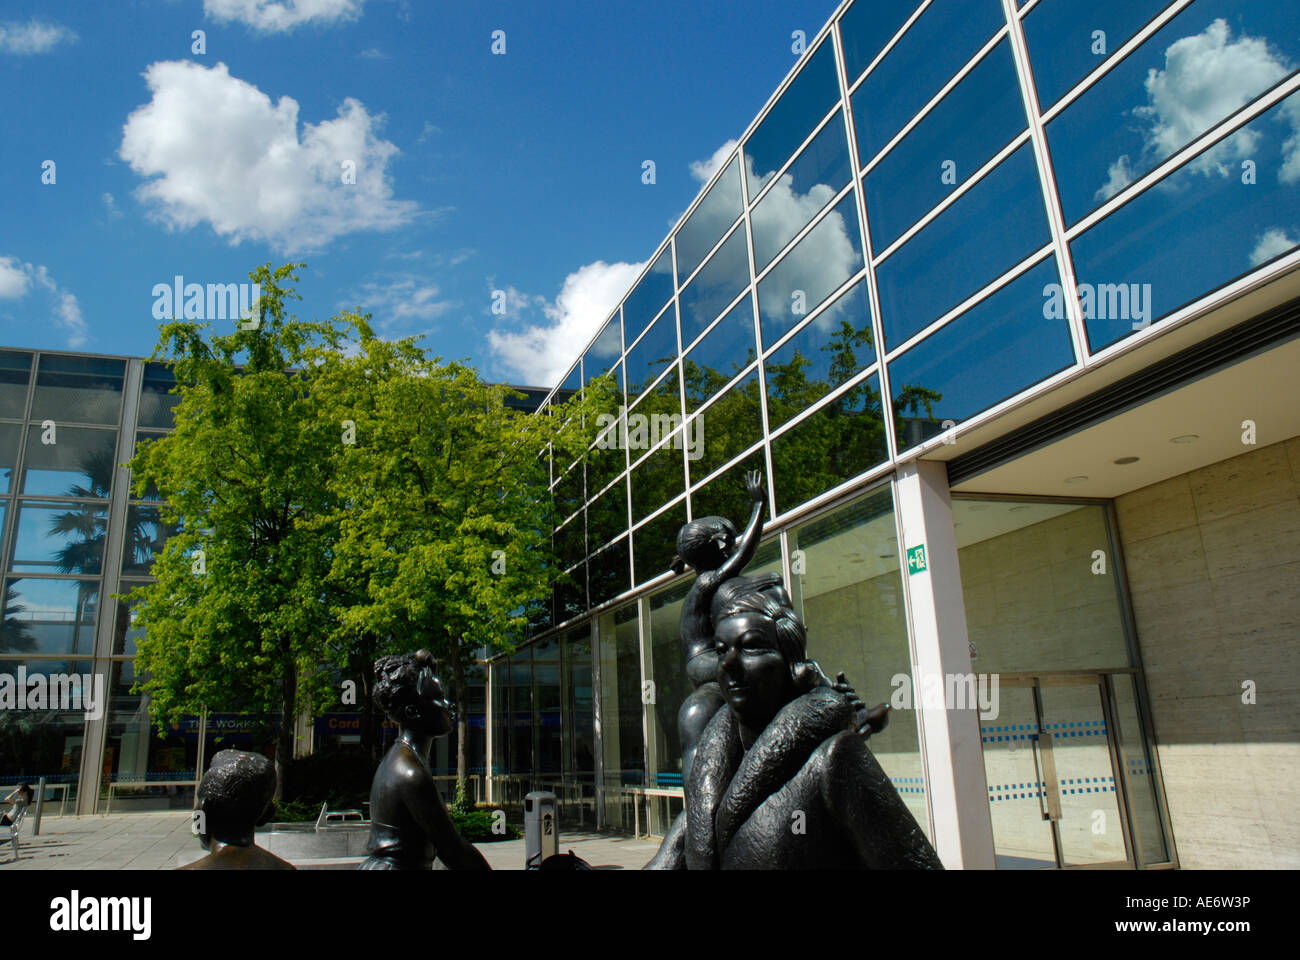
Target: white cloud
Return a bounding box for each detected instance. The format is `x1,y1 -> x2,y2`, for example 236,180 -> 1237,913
101,192 -> 123,220
1279,94 -> 1300,185
1249,228 -> 1299,267
344,273 -> 455,337
488,260 -> 645,387
689,139 -> 738,184
1094,155 -> 1136,203
119,60 -> 417,253
0,257 -> 87,347
1100,19 -> 1295,201
0,257 -> 30,299
204,0 -> 363,32
358,47 -> 388,60
0,19 -> 76,54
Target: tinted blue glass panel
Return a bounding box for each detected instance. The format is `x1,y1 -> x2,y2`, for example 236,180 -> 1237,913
625,306 -> 679,401
875,143 -> 1050,349
560,363 -> 581,393
1048,0 -> 1300,226
676,156 -> 743,282
751,112 -> 853,270
758,193 -> 864,347
1024,0 -> 1173,110
889,259 -> 1074,450
678,226 -> 750,340
771,374 -> 887,515
683,298 -> 757,413
21,425 -> 117,497
691,369 -> 761,483
1071,90 -> 1300,353
0,351 -> 31,419
588,537 -> 630,608
765,279 -> 875,430
623,249 -> 675,344
745,41 -> 841,198
839,0 -> 923,86
863,39 -> 1026,250
851,0 -> 1006,166
583,314 -> 624,385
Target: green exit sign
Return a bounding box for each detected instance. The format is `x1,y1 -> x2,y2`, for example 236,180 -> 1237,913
906,544 -> 927,575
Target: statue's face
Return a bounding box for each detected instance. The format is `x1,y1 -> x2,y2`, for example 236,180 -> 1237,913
715,612 -> 794,730
415,667 -> 455,737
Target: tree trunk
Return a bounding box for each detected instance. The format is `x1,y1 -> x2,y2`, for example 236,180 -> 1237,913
275,657 -> 297,802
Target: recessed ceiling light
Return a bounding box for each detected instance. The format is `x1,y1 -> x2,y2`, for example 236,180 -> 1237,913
1065,476 -> 1089,484
877,553 -> 893,559
1114,456 -> 1140,465
1170,434 -> 1199,444
1009,505 -> 1030,512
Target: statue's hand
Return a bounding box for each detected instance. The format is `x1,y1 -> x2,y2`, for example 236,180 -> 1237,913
833,671 -> 890,739
744,469 -> 765,503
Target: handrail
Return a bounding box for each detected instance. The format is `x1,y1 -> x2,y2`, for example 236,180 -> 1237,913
104,779 -> 199,815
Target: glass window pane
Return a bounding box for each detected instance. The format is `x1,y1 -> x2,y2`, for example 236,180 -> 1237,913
588,537 -> 630,608
137,362 -> 178,430
583,315 -> 624,386
765,279 -> 875,430
691,369 -> 762,484
111,583 -> 148,655
683,298 -> 757,414
875,142 -> 1049,349
555,514 -> 585,572
553,461 -> 584,524
587,480 -> 628,551
30,354 -> 125,426
1024,0 -> 1173,111
1047,0 -> 1300,226
556,561 -> 587,622
633,499 -> 687,586
758,193 -> 864,347
630,433 -> 686,525
11,500 -> 108,574
771,374 -> 888,515
646,579 -> 690,788
0,350 -> 32,419
122,504 -> 180,577
1071,90 -> 1300,353
690,448 -> 767,522
598,603 -> 644,807
789,488 -> 931,837
751,111 -> 853,270
3,577 -> 99,655
586,425 -> 626,504
623,249 -> 675,345
863,39 -> 1027,250
745,41 -> 841,198
888,259 -> 1074,450
676,156 -> 743,282
562,625 -> 596,779
624,305 -> 679,402
851,0 -> 1007,166
0,421 -> 20,493
839,0 -> 924,87
678,226 -> 749,341
21,424 -> 117,497
508,649 -> 533,775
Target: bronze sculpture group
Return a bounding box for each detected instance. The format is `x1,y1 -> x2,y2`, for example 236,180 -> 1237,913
179,473 -> 940,870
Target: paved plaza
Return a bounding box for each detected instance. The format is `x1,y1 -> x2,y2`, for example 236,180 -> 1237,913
0,811 -> 660,871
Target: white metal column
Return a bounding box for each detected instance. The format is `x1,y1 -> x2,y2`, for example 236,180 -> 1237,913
895,459 -> 995,868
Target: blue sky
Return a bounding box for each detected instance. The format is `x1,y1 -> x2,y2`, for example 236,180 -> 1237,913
0,0 -> 836,387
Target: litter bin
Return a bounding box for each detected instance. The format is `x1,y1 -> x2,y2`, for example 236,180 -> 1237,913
524,791 -> 558,869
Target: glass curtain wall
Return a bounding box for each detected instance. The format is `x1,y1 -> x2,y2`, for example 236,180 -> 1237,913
787,486 -> 930,838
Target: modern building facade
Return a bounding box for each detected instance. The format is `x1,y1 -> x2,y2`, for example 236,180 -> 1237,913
488,0 -> 1300,868
0,347 -> 548,816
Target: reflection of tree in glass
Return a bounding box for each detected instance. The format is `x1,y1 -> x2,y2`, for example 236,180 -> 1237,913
0,586 -> 37,653
45,449 -> 164,655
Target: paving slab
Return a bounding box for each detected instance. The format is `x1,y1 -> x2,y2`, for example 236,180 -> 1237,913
1,813 -> 661,871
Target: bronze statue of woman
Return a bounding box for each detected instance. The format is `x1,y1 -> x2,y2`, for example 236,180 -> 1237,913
358,650 -> 490,870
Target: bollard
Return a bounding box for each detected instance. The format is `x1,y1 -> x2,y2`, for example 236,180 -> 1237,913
32,776 -> 46,836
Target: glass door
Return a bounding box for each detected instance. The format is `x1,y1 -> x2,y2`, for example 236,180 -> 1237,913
983,673 -> 1133,868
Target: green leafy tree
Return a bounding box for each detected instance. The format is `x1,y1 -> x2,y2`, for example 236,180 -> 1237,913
313,332 -> 601,793
126,263 -> 355,797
